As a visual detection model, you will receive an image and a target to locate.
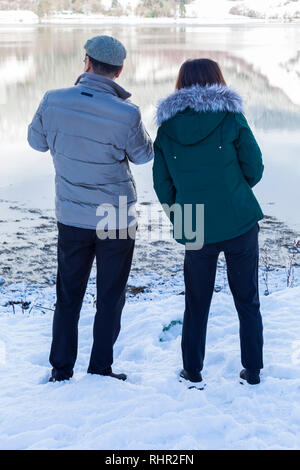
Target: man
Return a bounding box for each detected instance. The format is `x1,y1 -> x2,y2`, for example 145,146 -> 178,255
28,35 -> 153,382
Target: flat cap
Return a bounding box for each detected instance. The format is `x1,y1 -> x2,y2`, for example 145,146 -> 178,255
84,35 -> 127,66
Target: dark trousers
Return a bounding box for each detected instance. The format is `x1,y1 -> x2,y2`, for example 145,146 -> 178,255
182,223 -> 263,373
49,222 -> 135,380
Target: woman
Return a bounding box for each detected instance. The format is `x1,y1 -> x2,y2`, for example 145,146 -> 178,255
153,59 -> 264,388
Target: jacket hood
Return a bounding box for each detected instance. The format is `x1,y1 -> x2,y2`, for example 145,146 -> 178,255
75,72 -> 131,100
156,84 -> 243,145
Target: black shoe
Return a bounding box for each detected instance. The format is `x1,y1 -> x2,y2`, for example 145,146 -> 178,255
49,375 -> 71,383
89,370 -> 127,381
240,369 -> 260,385
179,369 -> 205,390
102,371 -> 127,381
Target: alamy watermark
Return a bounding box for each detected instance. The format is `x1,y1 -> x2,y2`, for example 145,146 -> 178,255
95,196 -> 204,250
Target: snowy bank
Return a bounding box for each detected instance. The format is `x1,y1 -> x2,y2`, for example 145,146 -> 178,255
41,13 -> 260,25
0,10 -> 38,24
0,272 -> 299,450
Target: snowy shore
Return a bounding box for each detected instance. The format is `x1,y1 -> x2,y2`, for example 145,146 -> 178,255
0,267 -> 299,449
41,14 -> 262,25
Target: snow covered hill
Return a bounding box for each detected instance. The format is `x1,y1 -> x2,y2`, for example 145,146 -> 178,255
229,0 -> 300,20
186,0 -> 300,21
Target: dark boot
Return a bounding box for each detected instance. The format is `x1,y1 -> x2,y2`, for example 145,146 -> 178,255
179,369 -> 205,390
240,368 -> 260,385
101,371 -> 127,381
49,370 -> 72,383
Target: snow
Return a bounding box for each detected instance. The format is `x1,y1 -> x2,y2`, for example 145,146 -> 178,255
186,0 -> 300,20
42,14 -> 256,25
229,0 -> 300,20
0,269 -> 299,449
185,0 -> 235,19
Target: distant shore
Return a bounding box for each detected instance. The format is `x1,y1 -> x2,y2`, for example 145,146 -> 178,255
1,11 -> 300,26
41,14 -> 260,25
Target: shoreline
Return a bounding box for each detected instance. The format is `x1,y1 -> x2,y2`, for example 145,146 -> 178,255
1,15 -> 300,27
0,192 -> 299,287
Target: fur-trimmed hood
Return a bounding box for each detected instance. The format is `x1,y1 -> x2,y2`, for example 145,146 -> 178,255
156,83 -> 243,126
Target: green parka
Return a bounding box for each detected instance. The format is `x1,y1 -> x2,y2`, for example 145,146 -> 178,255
153,83 -> 264,245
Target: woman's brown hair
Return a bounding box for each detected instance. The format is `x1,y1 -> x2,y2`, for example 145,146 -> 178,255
175,58 -> 226,90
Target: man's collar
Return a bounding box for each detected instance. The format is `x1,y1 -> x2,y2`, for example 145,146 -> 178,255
75,72 -> 131,100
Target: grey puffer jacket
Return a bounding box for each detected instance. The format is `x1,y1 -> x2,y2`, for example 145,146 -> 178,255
28,72 -> 153,229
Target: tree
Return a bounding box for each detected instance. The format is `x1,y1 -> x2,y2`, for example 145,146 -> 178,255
37,0 -> 52,17
136,0 -> 178,18
179,0 -> 186,18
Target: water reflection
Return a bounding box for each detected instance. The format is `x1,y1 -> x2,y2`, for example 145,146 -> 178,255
0,24 -> 300,232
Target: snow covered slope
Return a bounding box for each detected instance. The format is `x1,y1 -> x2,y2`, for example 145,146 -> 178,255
0,277 -> 299,450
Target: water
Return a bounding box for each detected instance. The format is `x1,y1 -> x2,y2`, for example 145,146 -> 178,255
0,23 -> 300,284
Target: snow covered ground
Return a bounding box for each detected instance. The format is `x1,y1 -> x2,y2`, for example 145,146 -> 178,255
0,268 -> 299,450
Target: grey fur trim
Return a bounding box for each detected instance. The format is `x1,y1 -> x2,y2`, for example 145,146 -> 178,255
156,83 -> 243,126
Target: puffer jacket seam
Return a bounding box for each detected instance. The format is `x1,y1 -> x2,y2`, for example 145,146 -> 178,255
46,102 -> 131,130
57,195 -> 137,207
52,130 -> 126,152
55,150 -> 126,165
57,173 -> 133,188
